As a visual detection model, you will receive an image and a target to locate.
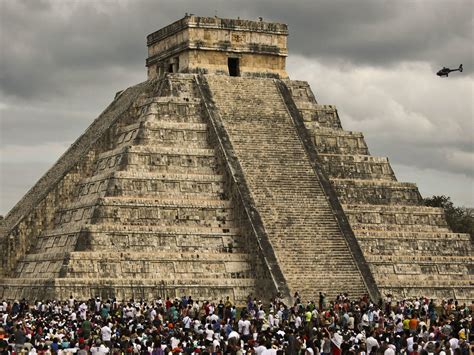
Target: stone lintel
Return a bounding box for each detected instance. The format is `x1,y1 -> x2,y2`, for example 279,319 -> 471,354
147,16 -> 288,46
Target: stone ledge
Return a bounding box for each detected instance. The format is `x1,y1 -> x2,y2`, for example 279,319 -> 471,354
342,204 -> 445,214
354,230 -> 471,241
22,250 -> 253,263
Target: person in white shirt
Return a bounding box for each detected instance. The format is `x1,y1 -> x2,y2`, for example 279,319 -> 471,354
241,318 -> 251,339
348,314 -> 355,330
366,333 -> 379,354
148,307 -> 157,322
212,335 -> 221,352
205,324 -> 214,345
68,296 -> 75,309
228,329 -> 240,340
78,303 -> 87,320
183,315 -> 192,330
100,324 -> 112,347
406,335 -> 417,353
268,311 -> 275,328
238,318 -> 245,333
193,319 -> 202,334
449,337 -> 459,350
170,336 -> 180,349
384,344 -> 396,355
295,315 -> 302,329
361,313 -> 370,328
254,344 -> 267,355
90,341 -> 109,354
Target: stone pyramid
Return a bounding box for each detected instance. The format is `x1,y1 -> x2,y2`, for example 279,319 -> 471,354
1,16 -> 471,304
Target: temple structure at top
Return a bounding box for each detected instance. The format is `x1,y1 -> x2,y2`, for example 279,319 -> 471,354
146,15 -> 289,79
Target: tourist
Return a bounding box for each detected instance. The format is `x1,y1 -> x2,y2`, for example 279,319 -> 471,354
0,293 -> 471,354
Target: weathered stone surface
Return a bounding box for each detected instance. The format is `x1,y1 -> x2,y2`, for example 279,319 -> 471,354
146,16 -> 288,79
290,81 -> 473,303
202,75 -> 373,301
0,74 -> 274,304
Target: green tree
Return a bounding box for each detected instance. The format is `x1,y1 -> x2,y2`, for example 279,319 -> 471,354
423,195 -> 474,240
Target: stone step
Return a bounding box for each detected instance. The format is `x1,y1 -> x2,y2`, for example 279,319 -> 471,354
80,171 -> 223,185
366,254 -> 474,264
21,250 -> 254,263
319,153 -> 395,180
377,286 -> 473,304
53,196 -> 234,228
351,224 -> 451,232
283,80 -> 318,105
77,171 -> 225,200
342,204 -> 448,228
309,128 -> 370,155
206,75 -> 370,301
55,195 -> 232,213
96,145 -> 216,161
114,122 -> 141,149
332,179 -> 422,205
113,116 -> 210,149
374,274 -> 473,286
299,104 -> 342,129
16,251 -> 260,282
40,224 -> 240,238
94,145 -> 218,175
135,120 -> 209,148
354,230 -> 470,241
139,99 -> 204,123
29,222 -> 245,254
138,96 -> 202,108
360,238 -> 472,256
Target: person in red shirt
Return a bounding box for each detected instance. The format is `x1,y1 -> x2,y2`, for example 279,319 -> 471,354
165,297 -> 172,310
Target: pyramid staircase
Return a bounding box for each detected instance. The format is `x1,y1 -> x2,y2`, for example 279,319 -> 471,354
201,75 -> 376,302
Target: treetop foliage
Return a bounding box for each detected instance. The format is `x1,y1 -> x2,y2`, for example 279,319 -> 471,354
423,195 -> 473,240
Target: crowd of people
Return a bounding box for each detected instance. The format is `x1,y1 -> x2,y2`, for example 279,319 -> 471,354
0,292 -> 472,355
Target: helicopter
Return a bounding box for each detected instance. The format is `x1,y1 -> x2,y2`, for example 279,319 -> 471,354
436,64 -> 463,77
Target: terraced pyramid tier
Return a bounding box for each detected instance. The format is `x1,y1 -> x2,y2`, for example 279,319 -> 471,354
0,75 -> 273,304
285,80 -> 473,303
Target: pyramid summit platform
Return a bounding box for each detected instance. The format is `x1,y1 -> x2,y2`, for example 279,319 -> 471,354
1,15 -> 472,304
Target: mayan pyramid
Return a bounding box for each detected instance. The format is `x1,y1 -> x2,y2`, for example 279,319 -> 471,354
0,16 -> 472,304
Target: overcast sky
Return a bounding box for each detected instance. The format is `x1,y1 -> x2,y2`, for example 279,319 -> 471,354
0,0 -> 473,215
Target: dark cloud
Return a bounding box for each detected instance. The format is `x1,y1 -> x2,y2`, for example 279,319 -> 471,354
1,0 -> 472,100
0,0 -> 473,214
279,0 -> 473,71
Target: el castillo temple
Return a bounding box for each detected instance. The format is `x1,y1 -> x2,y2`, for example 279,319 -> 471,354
0,16 -> 472,304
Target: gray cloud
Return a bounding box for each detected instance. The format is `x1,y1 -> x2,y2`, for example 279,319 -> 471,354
1,0 -> 472,101
0,0 -> 473,214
